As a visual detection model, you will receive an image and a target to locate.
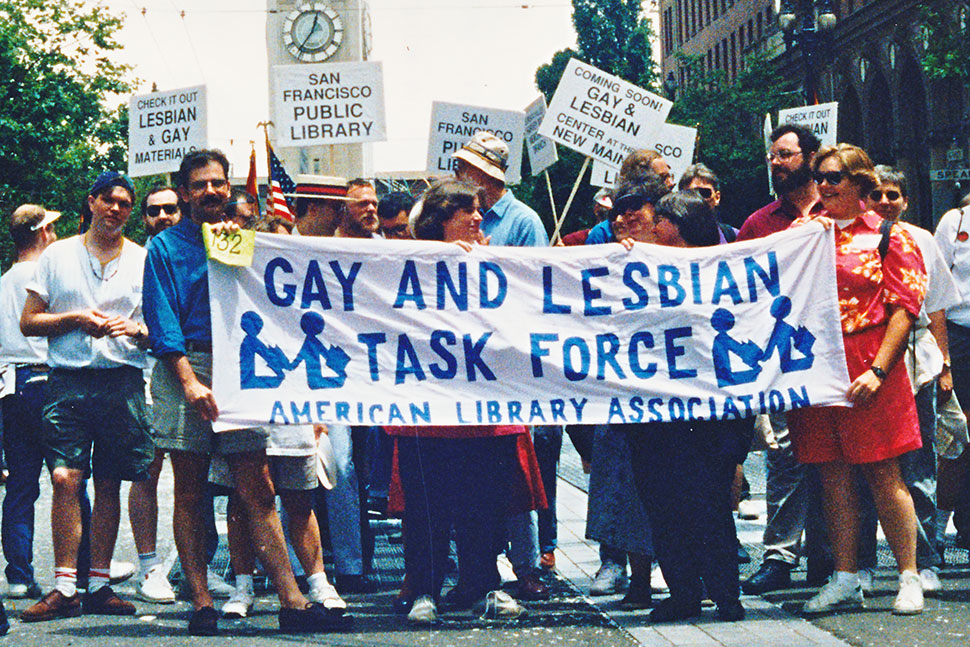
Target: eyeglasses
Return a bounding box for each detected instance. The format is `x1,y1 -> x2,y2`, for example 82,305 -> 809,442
188,178 -> 228,191
767,149 -> 802,162
813,170 -> 845,186
870,189 -> 901,202
693,186 -> 713,199
146,203 -> 179,217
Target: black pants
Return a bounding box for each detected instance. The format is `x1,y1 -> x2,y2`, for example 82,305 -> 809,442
626,420 -> 745,606
397,435 -> 516,600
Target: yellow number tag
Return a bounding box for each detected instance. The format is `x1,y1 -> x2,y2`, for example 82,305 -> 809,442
202,224 -> 255,267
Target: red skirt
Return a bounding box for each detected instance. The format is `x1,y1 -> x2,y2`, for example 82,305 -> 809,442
788,324 -> 921,464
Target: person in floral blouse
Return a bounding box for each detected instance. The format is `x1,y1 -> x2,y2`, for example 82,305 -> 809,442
788,144 -> 928,617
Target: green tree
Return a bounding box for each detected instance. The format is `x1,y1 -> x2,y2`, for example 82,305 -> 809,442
669,53 -> 796,225
919,2 -> 969,81
0,0 -> 134,263
518,0 -> 659,236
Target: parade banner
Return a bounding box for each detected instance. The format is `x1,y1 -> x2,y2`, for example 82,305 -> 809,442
209,224 -> 850,429
128,85 -> 207,177
272,61 -> 387,147
524,96 -> 558,175
590,122 -> 697,188
538,59 -> 672,167
426,101 -> 525,184
777,102 -> 838,147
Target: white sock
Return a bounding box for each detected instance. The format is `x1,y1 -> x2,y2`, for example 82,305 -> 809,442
834,570 -> 860,587
138,551 -> 161,574
54,567 -> 77,597
234,573 -> 254,594
88,568 -> 110,594
307,572 -> 332,594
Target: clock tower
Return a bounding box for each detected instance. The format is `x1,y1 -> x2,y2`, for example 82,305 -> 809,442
267,0 -> 373,177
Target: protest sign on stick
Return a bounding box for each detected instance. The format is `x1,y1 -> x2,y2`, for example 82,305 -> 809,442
128,85 -> 207,177
524,95 -> 560,221
538,59 -> 672,167
777,102 -> 838,147
589,122 -> 697,188
427,102 -> 525,184
272,61 -> 386,146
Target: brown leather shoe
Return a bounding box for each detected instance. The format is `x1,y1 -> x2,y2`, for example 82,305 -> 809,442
21,590 -> 81,622
516,572 -> 551,601
83,586 -> 135,615
540,552 -> 556,570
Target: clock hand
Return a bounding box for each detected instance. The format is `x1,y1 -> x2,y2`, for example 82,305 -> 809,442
300,14 -> 319,51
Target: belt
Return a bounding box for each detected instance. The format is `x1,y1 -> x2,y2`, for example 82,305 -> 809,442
185,341 -> 213,352
14,363 -> 49,372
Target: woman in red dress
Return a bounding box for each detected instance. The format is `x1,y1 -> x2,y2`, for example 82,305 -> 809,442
788,144 -> 927,616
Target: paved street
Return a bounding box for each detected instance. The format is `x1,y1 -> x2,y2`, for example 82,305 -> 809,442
1,442 -> 969,645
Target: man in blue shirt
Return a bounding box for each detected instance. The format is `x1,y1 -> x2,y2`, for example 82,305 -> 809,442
453,131 -> 549,247
143,150 -> 347,636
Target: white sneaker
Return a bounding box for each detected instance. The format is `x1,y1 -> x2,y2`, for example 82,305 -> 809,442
589,562 -> 627,596
109,560 -> 136,584
207,568 -> 235,598
650,564 -> 669,593
737,499 -> 761,520
919,568 -> 942,595
136,563 -> 176,604
857,568 -> 875,594
222,587 -> 255,618
479,590 -> 526,620
407,595 -> 438,625
309,580 -> 348,614
803,576 -> 864,614
893,570 -> 924,615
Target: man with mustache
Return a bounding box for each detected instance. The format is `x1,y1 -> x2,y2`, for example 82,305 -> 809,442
737,125 -> 831,596
142,150 -> 347,636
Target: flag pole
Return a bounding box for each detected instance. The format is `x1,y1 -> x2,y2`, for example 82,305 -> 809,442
549,156 -> 590,245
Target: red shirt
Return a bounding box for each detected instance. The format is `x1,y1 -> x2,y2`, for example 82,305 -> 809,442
737,197 -> 822,241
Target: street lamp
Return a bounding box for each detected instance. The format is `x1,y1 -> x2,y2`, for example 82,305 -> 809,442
663,71 -> 678,100
778,0 -> 838,104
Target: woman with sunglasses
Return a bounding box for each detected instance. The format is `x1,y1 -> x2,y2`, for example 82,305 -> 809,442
620,190 -> 753,623
788,144 -> 927,616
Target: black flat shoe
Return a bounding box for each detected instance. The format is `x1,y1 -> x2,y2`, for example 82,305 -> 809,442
716,600 -> 745,622
188,606 -> 219,636
649,597 -> 702,623
741,560 -> 792,595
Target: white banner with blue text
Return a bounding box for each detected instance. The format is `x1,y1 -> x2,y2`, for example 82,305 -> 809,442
208,223 -> 850,429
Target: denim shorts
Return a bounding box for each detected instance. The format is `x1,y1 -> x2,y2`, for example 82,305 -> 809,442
43,366 -> 154,481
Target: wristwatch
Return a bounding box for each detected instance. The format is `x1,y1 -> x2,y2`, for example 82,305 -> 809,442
870,365 -> 887,380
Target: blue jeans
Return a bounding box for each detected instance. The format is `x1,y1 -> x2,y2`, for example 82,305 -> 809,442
2,367 -> 46,585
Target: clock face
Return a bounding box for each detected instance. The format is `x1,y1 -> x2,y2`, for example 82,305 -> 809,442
283,3 -> 344,62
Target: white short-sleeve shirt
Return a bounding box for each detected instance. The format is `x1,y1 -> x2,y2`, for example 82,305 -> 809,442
26,236 -> 147,370
0,261 -> 47,365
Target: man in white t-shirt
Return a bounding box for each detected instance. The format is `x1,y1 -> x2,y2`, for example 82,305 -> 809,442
19,172 -> 154,622
0,205 -> 58,624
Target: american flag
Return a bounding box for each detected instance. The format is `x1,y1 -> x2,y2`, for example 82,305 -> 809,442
266,137 -> 295,221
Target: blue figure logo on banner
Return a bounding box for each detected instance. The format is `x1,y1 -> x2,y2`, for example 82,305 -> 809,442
240,311 -> 290,389
288,311 -> 350,389
238,310 -> 349,390
711,308 -> 764,387
761,295 -> 816,372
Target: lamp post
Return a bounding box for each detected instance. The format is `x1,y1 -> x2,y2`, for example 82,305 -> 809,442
663,71 -> 678,100
778,0 -> 837,105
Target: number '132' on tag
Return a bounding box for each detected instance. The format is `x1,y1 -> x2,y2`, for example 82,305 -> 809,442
203,224 -> 256,267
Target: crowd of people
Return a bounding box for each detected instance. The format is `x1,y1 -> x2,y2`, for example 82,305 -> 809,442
0,120 -> 967,637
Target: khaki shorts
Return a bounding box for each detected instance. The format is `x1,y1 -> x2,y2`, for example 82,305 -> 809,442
150,351 -> 266,456
43,367 -> 154,481
209,454 -> 317,491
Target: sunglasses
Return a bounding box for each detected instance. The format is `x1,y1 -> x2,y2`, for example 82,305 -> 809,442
693,186 -> 713,199
146,203 -> 179,217
813,170 -> 845,186
611,193 -> 652,216
870,189 -> 901,201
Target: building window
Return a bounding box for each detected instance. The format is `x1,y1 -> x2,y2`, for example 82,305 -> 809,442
714,41 -> 721,69
730,32 -> 737,79
748,18 -> 754,44
757,11 -> 763,38
738,24 -> 745,50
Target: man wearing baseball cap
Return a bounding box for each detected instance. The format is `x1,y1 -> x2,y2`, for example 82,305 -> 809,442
20,171 -> 153,622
